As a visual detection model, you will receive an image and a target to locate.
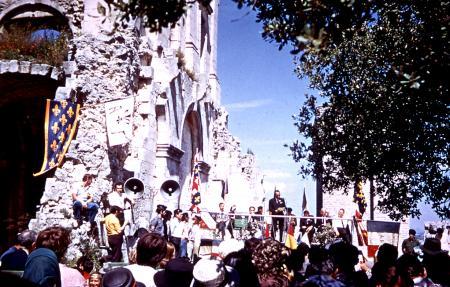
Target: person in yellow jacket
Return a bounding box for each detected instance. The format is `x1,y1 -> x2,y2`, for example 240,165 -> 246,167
101,205 -> 128,262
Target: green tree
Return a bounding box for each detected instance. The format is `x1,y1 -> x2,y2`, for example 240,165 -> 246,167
108,0 -> 449,219
233,0 -> 449,219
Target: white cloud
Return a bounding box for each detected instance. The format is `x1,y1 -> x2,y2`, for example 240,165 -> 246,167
225,99 -> 272,111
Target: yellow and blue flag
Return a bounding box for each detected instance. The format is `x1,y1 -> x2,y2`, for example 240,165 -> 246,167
33,99 -> 80,176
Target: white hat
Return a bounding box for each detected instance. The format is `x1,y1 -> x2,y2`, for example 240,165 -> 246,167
218,239 -> 244,259
192,259 -> 226,287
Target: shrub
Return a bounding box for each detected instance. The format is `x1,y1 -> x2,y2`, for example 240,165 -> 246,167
0,24 -> 69,66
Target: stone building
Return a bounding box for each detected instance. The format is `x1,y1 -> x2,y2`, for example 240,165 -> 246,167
0,0 -> 263,257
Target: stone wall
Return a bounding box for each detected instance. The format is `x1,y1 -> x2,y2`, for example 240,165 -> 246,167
0,0 -> 263,260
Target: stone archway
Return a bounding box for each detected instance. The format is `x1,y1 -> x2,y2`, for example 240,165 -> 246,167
0,70 -> 62,249
179,108 -> 203,210
0,1 -> 71,249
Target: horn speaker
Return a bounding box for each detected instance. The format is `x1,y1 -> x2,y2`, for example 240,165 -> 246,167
160,180 -> 180,196
124,177 -> 144,193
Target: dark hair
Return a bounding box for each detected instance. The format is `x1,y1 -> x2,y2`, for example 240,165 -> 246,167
110,205 -> 122,214
287,207 -> 293,213
114,182 -> 124,188
252,238 -> 289,278
174,208 -> 183,216
76,255 -> 94,273
244,237 -> 261,254
376,243 -> 398,265
273,190 -> 280,197
134,227 -> 149,239
17,229 -> 37,250
82,174 -> 93,182
329,241 -> 359,273
163,210 -> 172,221
408,229 -> 416,236
156,205 -> 166,214
136,233 -> 167,267
35,226 -> 71,261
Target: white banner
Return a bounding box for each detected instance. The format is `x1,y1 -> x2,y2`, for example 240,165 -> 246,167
105,97 -> 134,146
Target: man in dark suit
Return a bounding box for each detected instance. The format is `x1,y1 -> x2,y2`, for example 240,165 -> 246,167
268,190 -> 286,242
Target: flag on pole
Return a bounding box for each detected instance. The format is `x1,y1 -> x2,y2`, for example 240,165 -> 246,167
367,221 -> 401,257
302,188 -> 307,212
189,151 -> 201,213
34,99 -> 80,176
285,220 -> 298,250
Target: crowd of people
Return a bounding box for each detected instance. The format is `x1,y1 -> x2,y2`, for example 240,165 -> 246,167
1,181 -> 449,287
1,223 -> 449,287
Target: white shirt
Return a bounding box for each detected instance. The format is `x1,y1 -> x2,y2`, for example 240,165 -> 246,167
125,264 -> 157,287
170,218 -> 184,238
108,191 -> 132,209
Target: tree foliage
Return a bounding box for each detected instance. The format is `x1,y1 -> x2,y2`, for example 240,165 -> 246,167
107,0 -> 212,32
108,0 -> 449,219
234,0 -> 449,219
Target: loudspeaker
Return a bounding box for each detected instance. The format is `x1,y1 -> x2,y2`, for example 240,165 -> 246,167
124,178 -> 144,193
160,180 -> 180,196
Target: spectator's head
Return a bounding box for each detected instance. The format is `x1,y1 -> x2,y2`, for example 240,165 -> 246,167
89,272 -> 102,287
307,245 -> 334,276
408,229 -> 416,237
257,206 -> 263,214
17,229 -> 37,251
249,206 -> 255,214
77,255 -> 94,274
286,242 -> 309,273
219,202 -> 225,211
156,205 -> 166,215
136,233 -> 167,267
192,259 -> 232,287
102,268 -> 135,287
244,237 -> 261,254
421,237 -> 446,256
154,257 -> 194,287
35,226 -> 71,261
114,182 -> 124,193
174,208 -> 183,218
82,174 -> 93,186
303,210 -> 310,216
159,241 -> 176,269
163,210 -> 172,221
337,208 -> 345,218
252,238 -> 289,279
218,239 -> 244,259
329,241 -> 359,274
377,243 -> 398,265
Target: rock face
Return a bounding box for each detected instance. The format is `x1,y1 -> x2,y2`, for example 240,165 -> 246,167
0,0 -> 262,260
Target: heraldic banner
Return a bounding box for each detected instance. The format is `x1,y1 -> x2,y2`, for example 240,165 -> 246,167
34,99 -> 80,176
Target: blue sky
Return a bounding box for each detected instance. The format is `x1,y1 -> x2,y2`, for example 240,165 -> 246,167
215,2 -> 443,231
217,2 -> 316,216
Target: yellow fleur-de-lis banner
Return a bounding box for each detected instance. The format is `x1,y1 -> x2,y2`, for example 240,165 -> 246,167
34,99 -> 80,176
